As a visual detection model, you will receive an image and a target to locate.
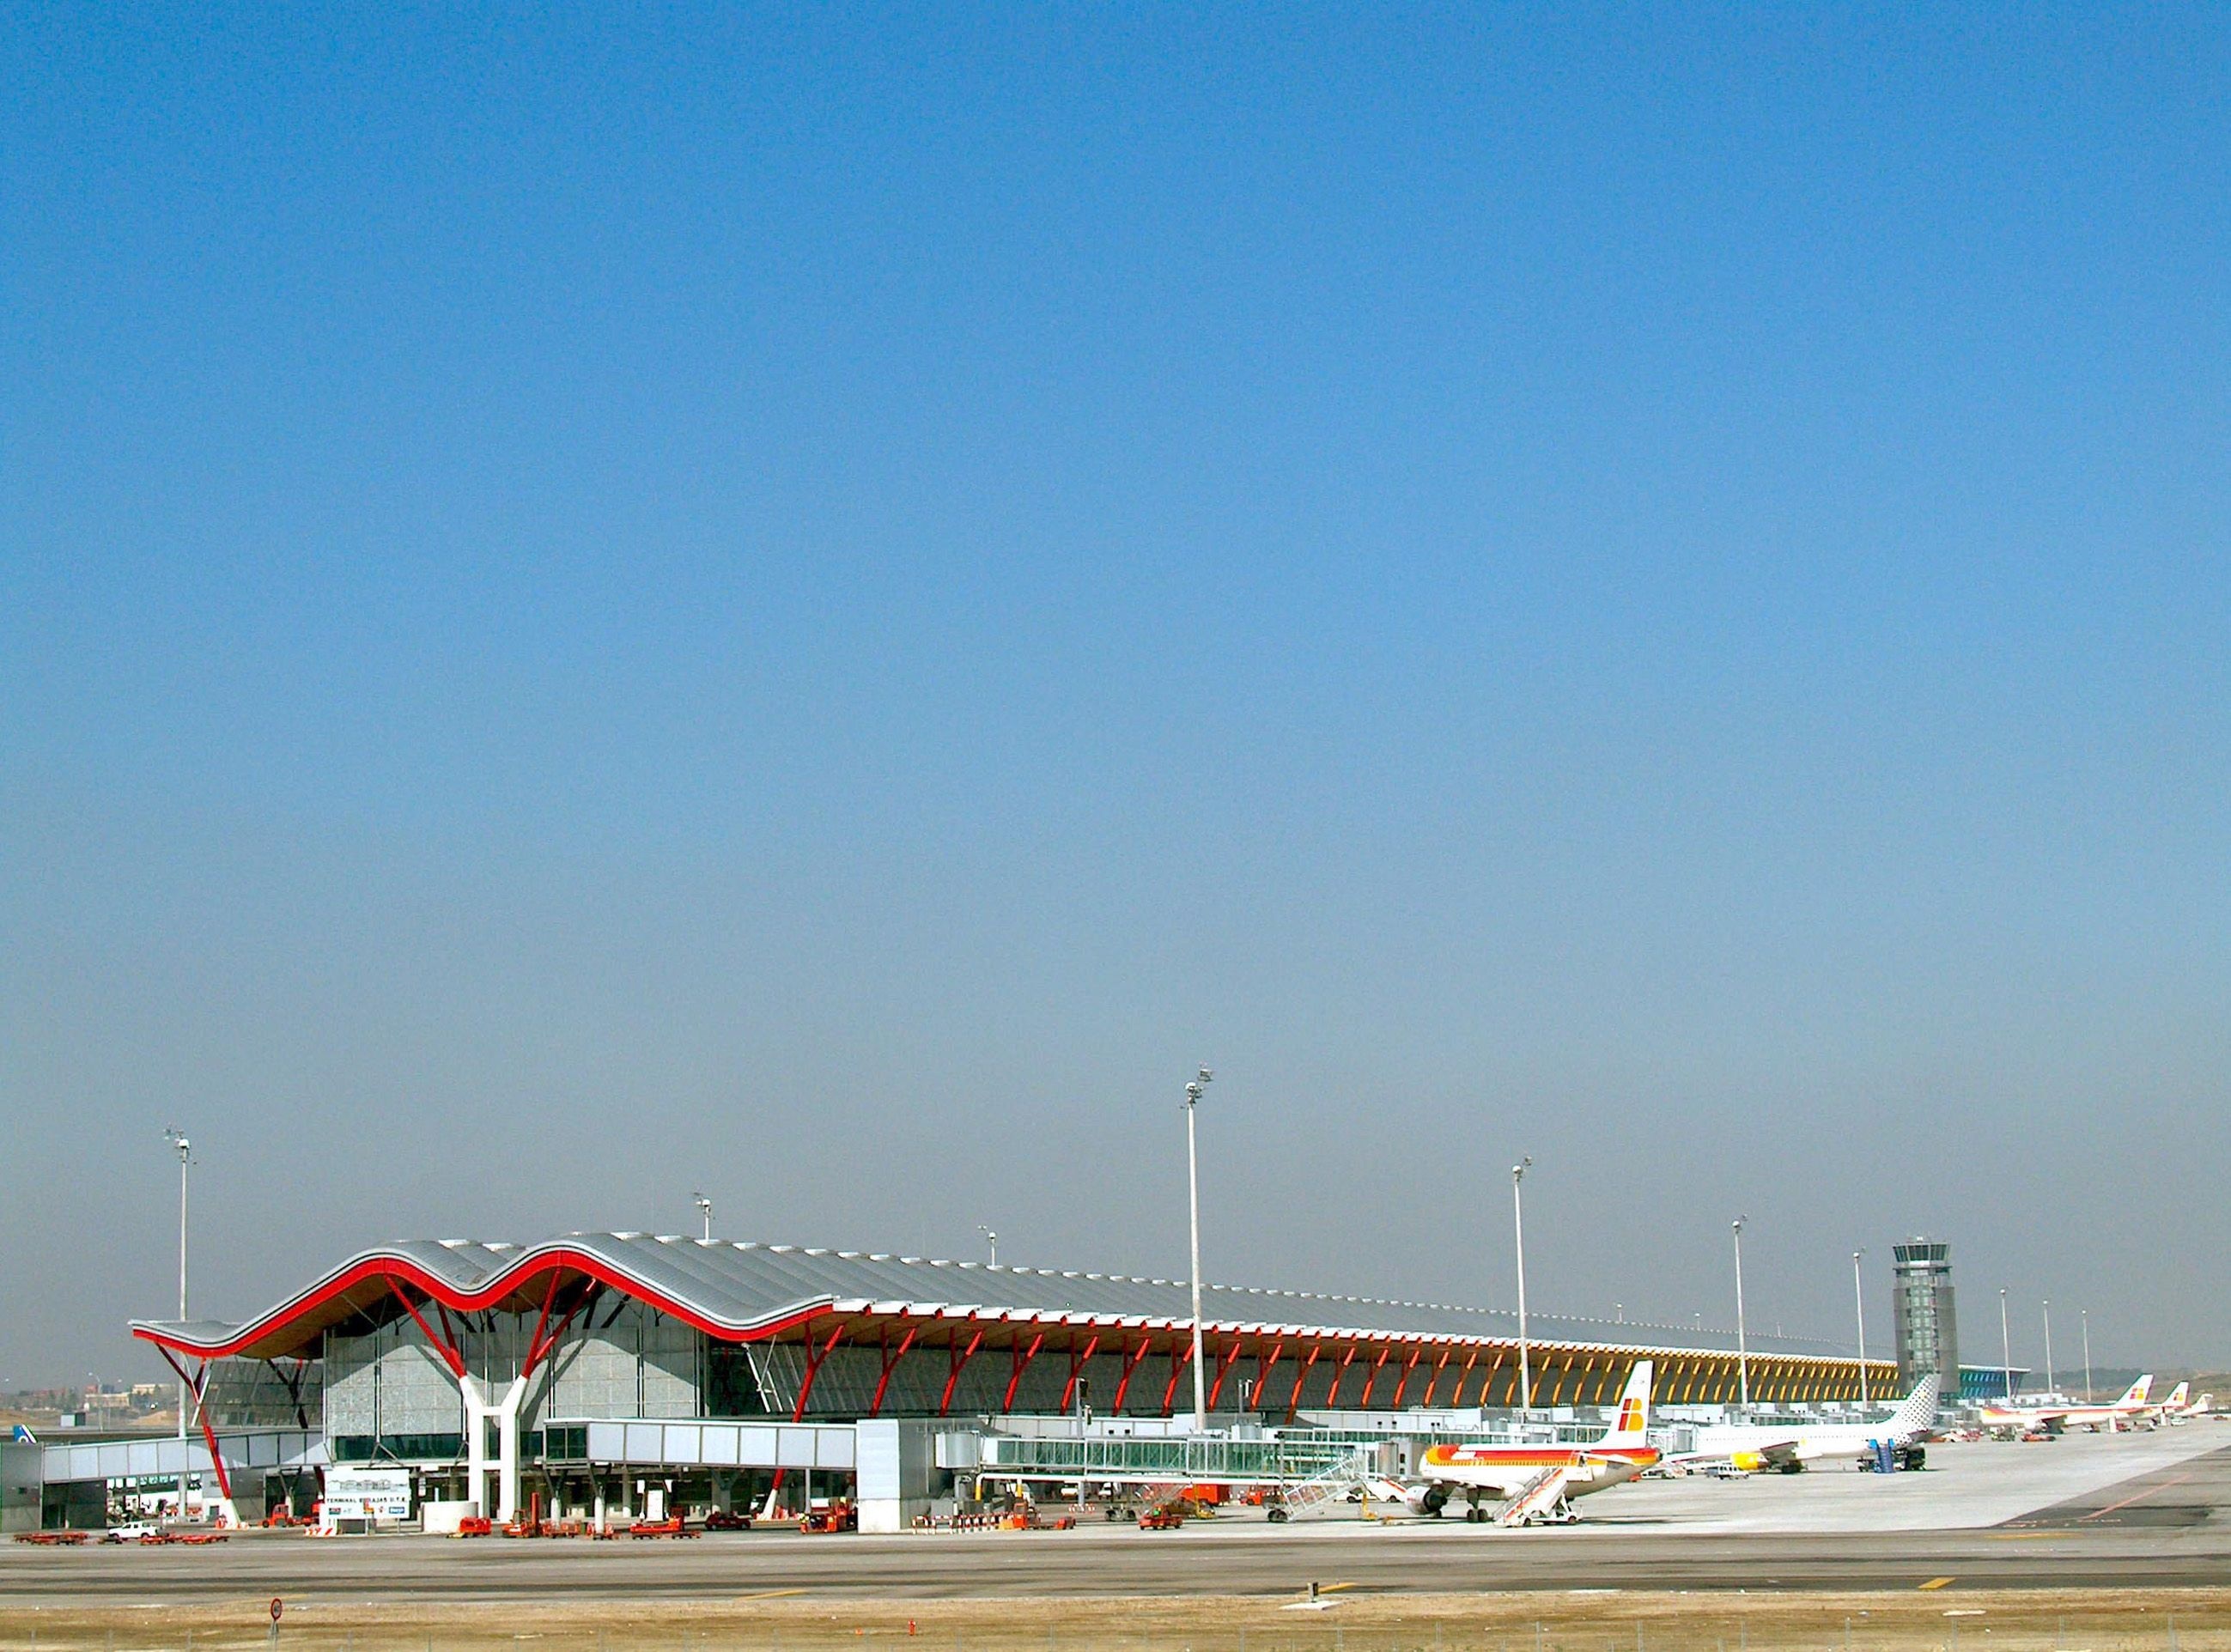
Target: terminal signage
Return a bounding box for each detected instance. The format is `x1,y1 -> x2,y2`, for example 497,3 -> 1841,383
325,1467 -> 412,1524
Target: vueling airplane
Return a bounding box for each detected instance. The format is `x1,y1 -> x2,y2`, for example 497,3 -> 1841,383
1676,1371 -> 1941,1473
1978,1375 -> 2152,1433
1406,1360 -> 1657,1521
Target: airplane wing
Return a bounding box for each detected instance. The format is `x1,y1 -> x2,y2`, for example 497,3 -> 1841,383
1668,1437 -> 1803,1471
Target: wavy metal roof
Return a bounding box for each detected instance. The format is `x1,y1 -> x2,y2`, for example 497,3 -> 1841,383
131,1231 -> 1857,1364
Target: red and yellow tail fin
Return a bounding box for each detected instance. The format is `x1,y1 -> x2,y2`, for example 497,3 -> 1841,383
1602,1360 -> 1653,1442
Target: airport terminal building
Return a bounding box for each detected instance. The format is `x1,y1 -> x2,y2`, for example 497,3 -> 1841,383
85,1232 -> 1894,1532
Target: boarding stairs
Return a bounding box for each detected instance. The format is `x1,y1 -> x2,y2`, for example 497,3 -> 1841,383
1494,1464 -> 1579,1527
1274,1449 -> 1379,1521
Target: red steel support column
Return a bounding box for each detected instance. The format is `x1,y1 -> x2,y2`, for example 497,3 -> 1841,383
1323,1343 -> 1360,1408
386,1279 -> 466,1378
1358,1345 -> 1393,1408
1000,1333 -> 1047,1413
937,1328 -> 987,1417
1252,1339 -> 1286,1416
154,1347 -> 234,1504
788,1321 -> 848,1422
524,1276 -> 595,1380
1111,1335 -> 1154,1413
1419,1347 -> 1454,1409
1390,1346 -> 1426,1409
1159,1338 -> 1196,1414
1206,1338 -> 1248,1412
1286,1345 -> 1322,1420
1059,1333 -> 1102,1412
868,1326 -> 920,1418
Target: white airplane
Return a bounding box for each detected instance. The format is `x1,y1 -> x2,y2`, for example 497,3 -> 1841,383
2148,1381 -> 2191,1423
1979,1375 -> 2152,1434
1406,1360 -> 1658,1522
2138,1381 -> 2213,1424
1674,1372 -> 1941,1473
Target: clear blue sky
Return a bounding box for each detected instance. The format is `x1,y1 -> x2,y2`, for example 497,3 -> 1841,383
3,5 -> 2227,1388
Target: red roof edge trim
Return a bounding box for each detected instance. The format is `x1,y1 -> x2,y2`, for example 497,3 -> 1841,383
130,1248 -> 834,1362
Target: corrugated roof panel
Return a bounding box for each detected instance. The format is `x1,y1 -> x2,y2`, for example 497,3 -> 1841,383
131,1230 -> 1857,1363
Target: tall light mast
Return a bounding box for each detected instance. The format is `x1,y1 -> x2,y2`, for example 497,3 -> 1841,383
1999,1286 -> 2013,1403
1511,1157 -> 1533,1410
1732,1217 -> 1750,1410
162,1127 -> 191,1518
1852,1248 -> 1869,1407
1182,1066 -> 1212,1432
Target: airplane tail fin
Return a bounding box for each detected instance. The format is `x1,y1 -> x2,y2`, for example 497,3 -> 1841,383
2162,1381 -> 2190,1411
1888,1371 -> 1941,1435
1598,1360 -> 1653,1445
2119,1376 -> 2153,1408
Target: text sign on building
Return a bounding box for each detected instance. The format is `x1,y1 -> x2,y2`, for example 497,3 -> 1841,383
325,1467 -> 412,1523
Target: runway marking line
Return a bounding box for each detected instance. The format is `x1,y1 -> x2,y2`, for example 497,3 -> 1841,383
1918,1578 -> 1954,1590
2080,1472 -> 2196,1521
736,1590 -> 808,1601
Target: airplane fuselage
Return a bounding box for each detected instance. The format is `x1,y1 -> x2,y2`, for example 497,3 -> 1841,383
1419,1442 -> 1658,1498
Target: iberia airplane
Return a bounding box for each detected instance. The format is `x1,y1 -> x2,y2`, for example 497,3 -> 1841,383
1407,1360 -> 1657,1521
1978,1375 -> 2152,1433
1675,1371 -> 1941,1473
2147,1381 -> 2191,1424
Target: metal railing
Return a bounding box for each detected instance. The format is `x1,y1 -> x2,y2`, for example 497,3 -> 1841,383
975,1433 -> 1389,1483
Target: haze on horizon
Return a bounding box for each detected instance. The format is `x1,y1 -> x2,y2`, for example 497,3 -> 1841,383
3,6 -> 2227,1389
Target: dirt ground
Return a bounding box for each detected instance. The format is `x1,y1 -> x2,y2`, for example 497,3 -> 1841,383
2,1591 -> 2228,1652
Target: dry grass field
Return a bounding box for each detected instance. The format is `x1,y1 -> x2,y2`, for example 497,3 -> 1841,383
3,1591 -> 2228,1652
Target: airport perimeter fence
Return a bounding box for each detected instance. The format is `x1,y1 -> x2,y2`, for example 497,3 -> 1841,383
4,1610 -> 2231,1652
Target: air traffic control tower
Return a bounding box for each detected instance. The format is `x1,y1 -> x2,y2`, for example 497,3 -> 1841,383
1892,1236 -> 1958,1392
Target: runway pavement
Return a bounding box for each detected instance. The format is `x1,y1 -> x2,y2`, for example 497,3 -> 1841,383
8,1436 -> 2229,1602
